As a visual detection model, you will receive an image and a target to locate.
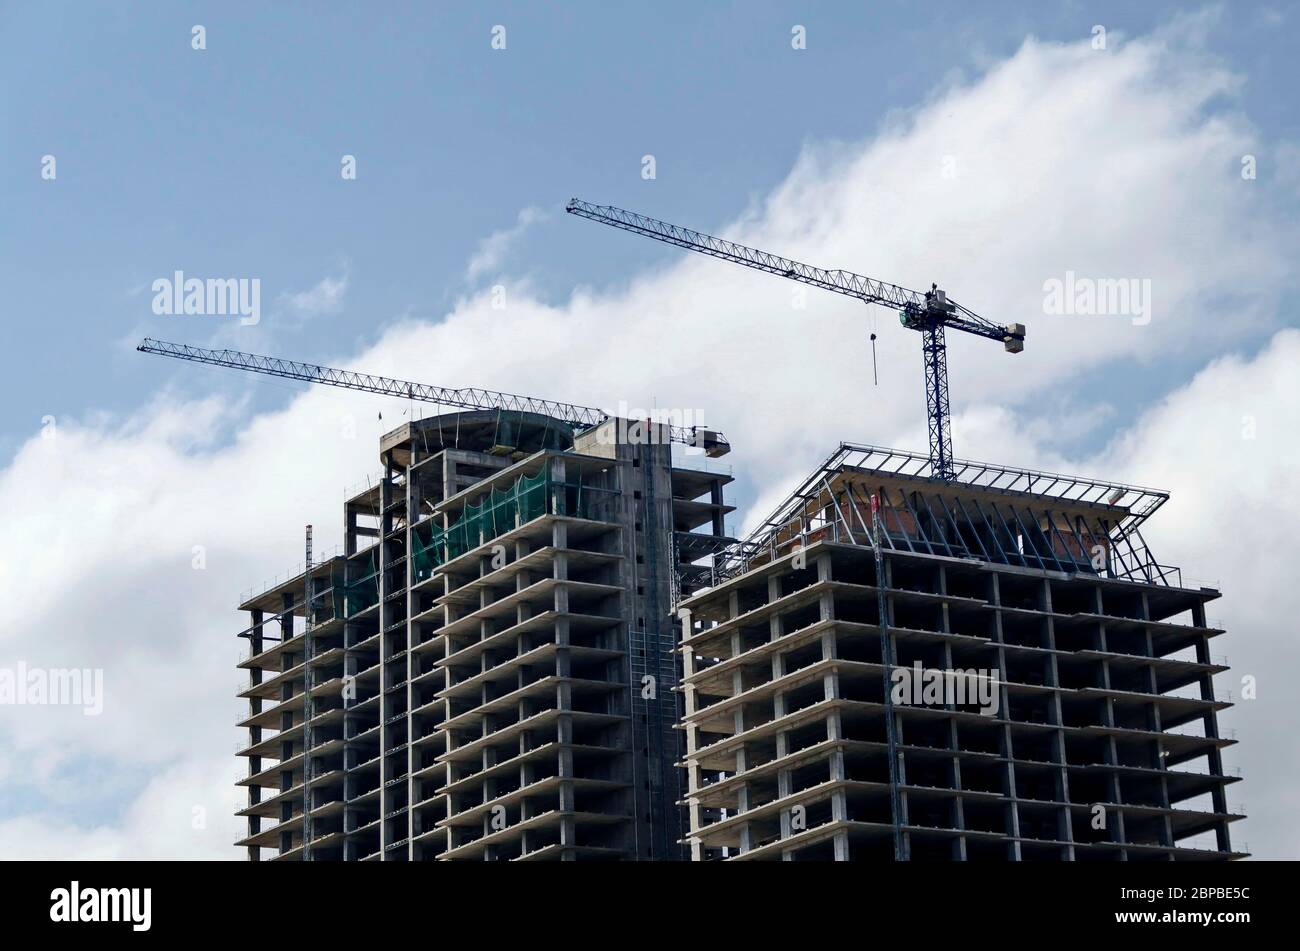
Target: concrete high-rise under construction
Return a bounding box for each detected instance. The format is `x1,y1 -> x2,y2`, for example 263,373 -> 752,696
236,420 -> 1243,861
679,444 -> 1243,861
236,410 -> 731,860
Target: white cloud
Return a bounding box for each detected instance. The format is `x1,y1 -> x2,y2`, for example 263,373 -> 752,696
1089,331 -> 1300,859
951,331 -> 1300,857
1,22 -> 1294,857
465,207 -> 546,282
0,756 -> 242,860
281,271 -> 348,320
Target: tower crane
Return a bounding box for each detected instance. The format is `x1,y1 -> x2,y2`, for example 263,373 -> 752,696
565,199 -> 1024,481
136,338 -> 730,456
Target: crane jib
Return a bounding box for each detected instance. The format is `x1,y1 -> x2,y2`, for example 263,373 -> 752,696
566,198 -> 1026,480
136,338 -> 729,455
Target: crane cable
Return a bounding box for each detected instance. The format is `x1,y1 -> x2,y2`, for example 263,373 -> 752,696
869,309 -> 880,385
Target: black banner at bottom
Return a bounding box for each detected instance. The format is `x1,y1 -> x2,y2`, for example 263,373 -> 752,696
4,859 -> 1276,939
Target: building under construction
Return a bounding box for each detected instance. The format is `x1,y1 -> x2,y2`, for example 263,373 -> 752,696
235,418 -> 1242,860
236,410 -> 732,860
678,444 -> 1243,861
222,193 -> 1242,865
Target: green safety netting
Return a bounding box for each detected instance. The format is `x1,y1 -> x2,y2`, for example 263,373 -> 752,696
455,467 -> 550,553
339,548 -> 379,617
412,467 -> 576,580
411,524 -> 439,583
408,466 -> 612,583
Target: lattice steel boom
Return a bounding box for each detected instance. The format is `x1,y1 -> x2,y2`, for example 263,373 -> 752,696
137,338 -> 729,455
566,198 -> 1025,480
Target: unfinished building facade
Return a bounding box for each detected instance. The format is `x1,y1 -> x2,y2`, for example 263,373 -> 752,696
678,444 -> 1244,861
236,410 -> 732,860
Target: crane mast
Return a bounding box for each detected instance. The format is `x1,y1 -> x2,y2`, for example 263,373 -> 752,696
566,198 -> 1024,481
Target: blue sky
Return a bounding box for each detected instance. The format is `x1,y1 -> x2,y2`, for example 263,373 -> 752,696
1,3 -> 1297,858
3,1 -> 1296,461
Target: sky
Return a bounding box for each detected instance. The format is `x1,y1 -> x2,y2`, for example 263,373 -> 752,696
1,2 -> 1297,859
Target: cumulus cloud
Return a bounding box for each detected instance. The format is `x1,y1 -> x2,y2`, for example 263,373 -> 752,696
0,756 -> 242,860
465,207 -> 547,282
0,21 -> 1293,857
951,331 -> 1300,856
280,271 -> 349,320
